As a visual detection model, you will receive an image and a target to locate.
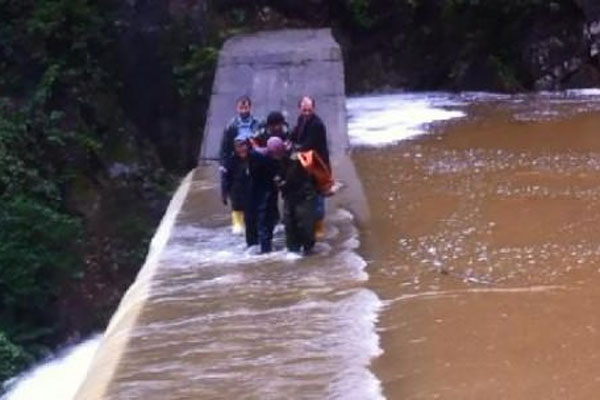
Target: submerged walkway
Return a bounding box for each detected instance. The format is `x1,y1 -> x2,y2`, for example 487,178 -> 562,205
75,29 -> 374,399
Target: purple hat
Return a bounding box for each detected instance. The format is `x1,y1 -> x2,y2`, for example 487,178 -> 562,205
266,136 -> 286,157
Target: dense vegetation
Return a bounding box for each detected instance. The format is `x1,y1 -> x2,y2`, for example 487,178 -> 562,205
1,0 -> 598,389
0,0 -> 217,389
220,0 -> 591,91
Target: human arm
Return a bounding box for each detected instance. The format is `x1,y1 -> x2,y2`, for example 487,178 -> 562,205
219,124 -> 235,166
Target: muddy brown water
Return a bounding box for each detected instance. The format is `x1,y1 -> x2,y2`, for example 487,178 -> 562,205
353,94 -> 600,399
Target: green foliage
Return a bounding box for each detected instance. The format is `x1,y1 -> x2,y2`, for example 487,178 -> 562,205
0,0 -> 204,383
174,45 -> 219,99
0,0 -> 116,379
489,55 -> 522,90
443,0 -> 563,13
346,0 -> 374,29
0,196 -> 82,318
0,103 -> 85,346
0,101 -> 100,204
0,331 -> 33,385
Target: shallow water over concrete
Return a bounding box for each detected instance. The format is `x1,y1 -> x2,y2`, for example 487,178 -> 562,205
351,91 -> 600,399
74,166 -> 382,400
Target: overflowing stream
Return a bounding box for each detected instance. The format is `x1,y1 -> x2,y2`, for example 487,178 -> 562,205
351,90 -> 600,399
4,89 -> 600,399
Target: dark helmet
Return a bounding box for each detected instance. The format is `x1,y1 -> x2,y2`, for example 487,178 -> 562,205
266,111 -> 285,126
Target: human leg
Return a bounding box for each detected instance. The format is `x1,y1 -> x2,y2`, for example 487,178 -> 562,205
283,200 -> 301,252
314,195 -> 326,240
297,196 -> 316,252
244,207 -> 259,247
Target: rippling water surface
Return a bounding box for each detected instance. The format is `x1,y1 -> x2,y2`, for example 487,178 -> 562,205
350,90 -> 600,399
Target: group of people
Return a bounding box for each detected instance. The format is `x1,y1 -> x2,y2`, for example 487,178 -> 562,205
219,95 -> 333,255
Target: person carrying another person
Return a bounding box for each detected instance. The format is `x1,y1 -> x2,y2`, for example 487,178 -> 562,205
219,95 -> 261,233
290,96 -> 332,239
222,138 -> 280,253
270,136 -> 318,255
252,111 -> 290,148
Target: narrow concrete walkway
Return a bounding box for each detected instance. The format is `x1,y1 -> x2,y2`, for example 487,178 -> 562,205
200,29 -> 348,159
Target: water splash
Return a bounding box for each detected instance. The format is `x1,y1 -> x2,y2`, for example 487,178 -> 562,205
2,336 -> 101,400
347,93 -> 466,146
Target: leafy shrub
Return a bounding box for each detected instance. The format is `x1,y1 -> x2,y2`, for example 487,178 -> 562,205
0,196 -> 82,326
0,331 -> 33,386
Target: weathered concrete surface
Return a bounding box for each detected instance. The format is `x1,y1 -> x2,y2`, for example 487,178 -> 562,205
200,29 -> 348,159
75,29 -> 366,400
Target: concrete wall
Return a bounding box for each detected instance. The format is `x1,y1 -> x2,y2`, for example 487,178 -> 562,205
200,29 -> 348,160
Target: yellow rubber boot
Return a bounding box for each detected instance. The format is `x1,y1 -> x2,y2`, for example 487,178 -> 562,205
314,219 -> 326,240
231,211 -> 245,235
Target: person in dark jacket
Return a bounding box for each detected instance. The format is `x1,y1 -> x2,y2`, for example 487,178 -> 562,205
290,96 -> 330,167
222,138 -> 279,252
270,137 -> 317,255
252,111 -> 290,148
221,139 -> 251,234
290,96 -> 330,239
244,149 -> 280,254
220,96 -> 261,232
220,96 -> 261,167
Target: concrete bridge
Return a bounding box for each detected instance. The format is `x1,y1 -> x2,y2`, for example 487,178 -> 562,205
75,29 -> 367,399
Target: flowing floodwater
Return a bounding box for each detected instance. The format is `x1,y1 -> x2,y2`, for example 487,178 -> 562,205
349,90 -> 600,399
2,336 -> 100,400
70,164 -> 384,400
6,90 -> 600,399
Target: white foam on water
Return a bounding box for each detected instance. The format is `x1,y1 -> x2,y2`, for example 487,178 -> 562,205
348,91 -> 600,145
564,88 -> 600,96
326,289 -> 385,400
165,225 -> 312,267
146,208 -> 386,399
2,336 -> 101,400
347,93 -> 466,146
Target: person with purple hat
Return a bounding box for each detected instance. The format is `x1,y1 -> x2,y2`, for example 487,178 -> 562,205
247,137 -> 285,253
270,136 -> 319,255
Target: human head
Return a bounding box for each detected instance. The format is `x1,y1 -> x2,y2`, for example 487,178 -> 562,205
236,96 -> 252,119
298,96 -> 316,118
266,111 -> 285,136
266,136 -> 286,160
234,139 -> 249,158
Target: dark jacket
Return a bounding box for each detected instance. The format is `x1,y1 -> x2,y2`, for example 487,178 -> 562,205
290,114 -> 330,168
244,152 -> 280,251
221,155 -> 250,211
252,121 -> 290,148
222,151 -> 279,212
219,115 -> 260,165
277,154 -> 317,252
277,154 -> 318,202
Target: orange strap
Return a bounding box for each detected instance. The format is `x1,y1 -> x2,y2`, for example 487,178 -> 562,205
297,150 -> 334,194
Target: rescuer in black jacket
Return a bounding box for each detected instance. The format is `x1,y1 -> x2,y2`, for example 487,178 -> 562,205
268,136 -> 317,254
252,111 -> 290,148
222,139 -> 279,253
219,96 -> 260,167
290,96 -> 330,239
290,97 -> 330,168
219,96 -> 261,233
